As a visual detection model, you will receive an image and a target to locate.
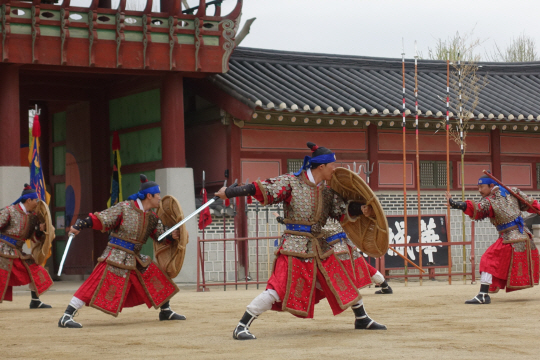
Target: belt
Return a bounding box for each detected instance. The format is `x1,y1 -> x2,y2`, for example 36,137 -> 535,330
109,237 -> 136,251
326,232 -> 347,244
0,234 -> 23,247
497,217 -> 524,234
285,224 -> 312,232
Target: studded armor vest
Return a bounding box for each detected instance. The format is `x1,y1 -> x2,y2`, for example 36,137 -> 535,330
472,187 -> 534,245
0,205 -> 42,259
94,201 -> 164,270
257,172 -> 351,258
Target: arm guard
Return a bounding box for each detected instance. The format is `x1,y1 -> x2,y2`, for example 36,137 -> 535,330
225,184 -> 256,198
72,216 -> 93,231
449,198 -> 467,211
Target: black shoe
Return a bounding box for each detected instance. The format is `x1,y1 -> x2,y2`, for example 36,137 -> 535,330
355,317 -> 388,330
352,303 -> 387,330
465,293 -> 491,304
58,313 -> 83,328
375,286 -> 393,294
159,308 -> 186,320
233,311 -> 257,340
30,298 -> 52,309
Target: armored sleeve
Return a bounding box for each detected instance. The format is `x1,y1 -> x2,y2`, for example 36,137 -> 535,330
253,174 -> 294,206
327,190 -> 351,222
464,198 -> 493,220
93,202 -> 125,232
512,188 -> 536,212
0,207 -> 10,230
150,216 -> 175,243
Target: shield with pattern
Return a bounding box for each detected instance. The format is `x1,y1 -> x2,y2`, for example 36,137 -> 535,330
330,168 -> 389,258
155,195 -> 189,278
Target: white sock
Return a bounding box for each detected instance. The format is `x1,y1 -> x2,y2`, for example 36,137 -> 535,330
480,272 -> 493,285
246,289 -> 280,316
69,296 -> 85,310
371,271 -> 385,285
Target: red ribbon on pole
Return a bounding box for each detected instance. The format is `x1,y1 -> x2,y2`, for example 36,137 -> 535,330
198,189 -> 213,230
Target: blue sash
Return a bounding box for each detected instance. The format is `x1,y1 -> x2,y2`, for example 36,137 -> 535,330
325,232 -> 347,244
496,216 -> 524,234
285,224 -> 312,233
0,234 -> 18,246
109,237 -> 136,251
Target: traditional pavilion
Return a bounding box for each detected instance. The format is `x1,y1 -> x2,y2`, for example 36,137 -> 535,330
4,3 -> 540,280
0,0 -> 243,280
188,47 -> 540,238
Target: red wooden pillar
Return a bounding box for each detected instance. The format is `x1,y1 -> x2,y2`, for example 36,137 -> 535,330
161,74 -> 186,168
367,123 -> 379,191
19,96 -> 29,166
90,94 -> 111,261
491,128 -> 501,179
0,65 -> 21,166
229,123 -> 244,237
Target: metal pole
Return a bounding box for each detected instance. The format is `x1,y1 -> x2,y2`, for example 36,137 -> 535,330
458,54 -> 467,284
256,202 -> 260,289
265,207 -> 271,278
244,179 -> 250,290
446,58 -> 453,285
414,42 -> 423,285
401,42 -> 409,286
223,203 -> 227,291
233,180 -> 238,291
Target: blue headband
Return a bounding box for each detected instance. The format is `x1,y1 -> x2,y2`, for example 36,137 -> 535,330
294,153 -> 336,176
478,177 -> 509,197
12,192 -> 38,205
127,185 -> 160,201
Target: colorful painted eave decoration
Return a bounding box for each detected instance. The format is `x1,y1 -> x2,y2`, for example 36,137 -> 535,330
0,0 -> 242,72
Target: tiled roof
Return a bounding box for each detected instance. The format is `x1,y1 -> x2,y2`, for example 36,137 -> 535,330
210,47 -> 540,121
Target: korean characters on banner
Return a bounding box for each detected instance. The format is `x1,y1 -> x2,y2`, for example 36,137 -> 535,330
383,215 -> 449,268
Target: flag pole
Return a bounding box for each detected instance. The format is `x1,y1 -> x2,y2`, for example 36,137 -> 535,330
414,41 -> 423,285
401,40 -> 409,286
446,57 -> 453,285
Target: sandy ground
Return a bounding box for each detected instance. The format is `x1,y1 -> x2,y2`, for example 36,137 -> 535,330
1,280 -> 539,360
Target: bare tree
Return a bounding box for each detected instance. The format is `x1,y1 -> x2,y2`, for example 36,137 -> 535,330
426,30 -> 485,62
486,33 -> 540,62
428,31 -> 487,277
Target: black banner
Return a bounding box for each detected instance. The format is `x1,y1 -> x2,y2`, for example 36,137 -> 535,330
381,215 -> 449,268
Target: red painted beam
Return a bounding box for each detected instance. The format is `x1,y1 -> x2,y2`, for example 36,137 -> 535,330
0,65 -> 21,166
491,128 -> 501,179
161,74 -> 186,167
367,123 -> 379,191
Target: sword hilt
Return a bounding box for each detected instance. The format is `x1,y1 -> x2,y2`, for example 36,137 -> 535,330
211,181 -> 238,202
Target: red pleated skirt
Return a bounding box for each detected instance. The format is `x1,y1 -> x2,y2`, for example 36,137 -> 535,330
74,261 -> 153,311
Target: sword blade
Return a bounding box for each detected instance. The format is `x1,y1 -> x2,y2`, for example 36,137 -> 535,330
158,180 -> 237,242
158,197 -> 218,241
57,233 -> 75,276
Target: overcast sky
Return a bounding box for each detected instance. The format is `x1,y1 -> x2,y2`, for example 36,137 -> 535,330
70,0 -> 540,61
229,0 -> 540,60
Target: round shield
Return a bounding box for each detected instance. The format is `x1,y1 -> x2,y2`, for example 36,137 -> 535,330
155,195 -> 189,278
32,200 -> 55,265
329,167 -> 389,258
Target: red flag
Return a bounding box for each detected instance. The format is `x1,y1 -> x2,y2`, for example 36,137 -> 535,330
198,189 -> 212,230
225,198 -> 230,207
247,196 -> 253,204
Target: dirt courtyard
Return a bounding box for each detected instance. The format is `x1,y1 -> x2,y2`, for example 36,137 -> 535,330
2,280 -> 539,360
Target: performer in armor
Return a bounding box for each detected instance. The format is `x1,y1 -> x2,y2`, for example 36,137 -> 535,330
217,142 -> 386,340
58,175 -> 184,328
0,184 -> 53,308
322,221 -> 392,294
446,174 -> 540,304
